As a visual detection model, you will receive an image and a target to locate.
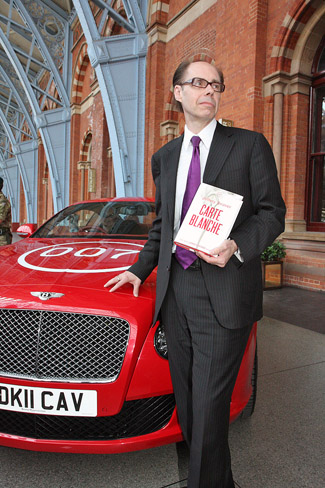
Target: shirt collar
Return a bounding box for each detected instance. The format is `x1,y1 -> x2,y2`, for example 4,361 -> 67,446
183,118 -> 217,150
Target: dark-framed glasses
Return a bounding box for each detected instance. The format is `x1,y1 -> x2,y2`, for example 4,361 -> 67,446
179,77 -> 225,93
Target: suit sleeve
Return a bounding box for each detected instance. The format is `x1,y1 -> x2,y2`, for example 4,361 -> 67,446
128,153 -> 162,282
229,133 -> 286,263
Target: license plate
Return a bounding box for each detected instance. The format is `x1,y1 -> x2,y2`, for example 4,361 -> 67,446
0,382 -> 97,417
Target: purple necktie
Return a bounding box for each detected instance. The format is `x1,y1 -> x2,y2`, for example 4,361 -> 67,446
175,136 -> 201,269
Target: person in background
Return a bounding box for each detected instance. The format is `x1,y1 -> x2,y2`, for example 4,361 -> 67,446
105,59 -> 286,487
0,177 -> 12,246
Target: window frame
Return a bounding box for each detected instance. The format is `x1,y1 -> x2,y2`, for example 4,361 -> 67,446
306,37 -> 325,231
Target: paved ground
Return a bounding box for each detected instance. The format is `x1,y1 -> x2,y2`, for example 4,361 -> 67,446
1,247 -> 324,487
263,286 -> 325,334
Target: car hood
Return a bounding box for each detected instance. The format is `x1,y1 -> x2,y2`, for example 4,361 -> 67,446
0,238 -> 156,319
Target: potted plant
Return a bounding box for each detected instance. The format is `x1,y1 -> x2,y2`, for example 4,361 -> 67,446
261,240 -> 286,289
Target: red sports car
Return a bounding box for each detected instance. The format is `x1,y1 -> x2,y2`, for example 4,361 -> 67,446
0,198 -> 257,453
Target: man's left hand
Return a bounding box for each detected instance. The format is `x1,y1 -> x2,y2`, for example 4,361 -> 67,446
196,239 -> 238,268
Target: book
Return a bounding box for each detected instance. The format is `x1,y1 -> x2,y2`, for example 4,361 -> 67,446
174,183 -> 243,256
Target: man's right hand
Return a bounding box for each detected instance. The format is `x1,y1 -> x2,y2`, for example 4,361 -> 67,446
104,271 -> 141,297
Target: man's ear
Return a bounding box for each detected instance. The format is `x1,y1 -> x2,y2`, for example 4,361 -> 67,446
174,85 -> 182,103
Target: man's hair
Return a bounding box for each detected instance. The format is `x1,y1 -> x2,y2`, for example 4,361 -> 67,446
0,177 -> 3,191
172,60 -> 224,113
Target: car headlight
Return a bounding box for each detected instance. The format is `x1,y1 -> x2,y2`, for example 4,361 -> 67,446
154,323 -> 168,359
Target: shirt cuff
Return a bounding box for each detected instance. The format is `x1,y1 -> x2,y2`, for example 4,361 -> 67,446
234,248 -> 244,262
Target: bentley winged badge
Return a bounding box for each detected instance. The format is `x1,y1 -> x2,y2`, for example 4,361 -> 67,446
30,292 -> 65,301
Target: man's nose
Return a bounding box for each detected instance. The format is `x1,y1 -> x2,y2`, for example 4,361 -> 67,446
203,83 -> 214,95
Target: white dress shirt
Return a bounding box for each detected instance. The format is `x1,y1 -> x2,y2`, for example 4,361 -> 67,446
173,119 -> 217,248
172,119 -> 243,261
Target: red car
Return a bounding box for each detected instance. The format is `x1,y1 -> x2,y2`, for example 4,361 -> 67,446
0,198 -> 257,453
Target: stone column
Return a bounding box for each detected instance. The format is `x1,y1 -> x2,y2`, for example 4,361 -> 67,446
160,120 -> 179,142
272,82 -> 286,178
77,161 -> 91,201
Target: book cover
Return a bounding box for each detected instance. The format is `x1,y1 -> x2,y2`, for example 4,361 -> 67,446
175,183 -> 243,256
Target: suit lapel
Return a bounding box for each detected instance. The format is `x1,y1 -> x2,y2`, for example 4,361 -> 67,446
203,123 -> 235,184
161,124 -> 234,224
162,135 -> 183,224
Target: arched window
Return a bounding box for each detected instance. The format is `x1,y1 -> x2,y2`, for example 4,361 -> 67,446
306,37 -> 325,231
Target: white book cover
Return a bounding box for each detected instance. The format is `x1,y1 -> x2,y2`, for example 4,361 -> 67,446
175,183 -> 243,256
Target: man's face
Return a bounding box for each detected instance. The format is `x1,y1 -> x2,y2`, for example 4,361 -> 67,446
105,211 -> 118,222
174,62 -> 222,127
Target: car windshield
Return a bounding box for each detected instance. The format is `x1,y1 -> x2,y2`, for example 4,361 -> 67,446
32,201 -> 156,239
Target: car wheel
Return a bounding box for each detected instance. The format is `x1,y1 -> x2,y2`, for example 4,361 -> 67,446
240,344 -> 258,419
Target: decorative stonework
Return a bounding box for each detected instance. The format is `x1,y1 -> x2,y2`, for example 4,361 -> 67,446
80,131 -> 92,161
263,71 -> 311,97
160,120 -> 179,140
147,25 -> 167,46
71,44 -> 90,104
23,0 -> 66,69
77,161 -> 91,170
270,0 -> 325,75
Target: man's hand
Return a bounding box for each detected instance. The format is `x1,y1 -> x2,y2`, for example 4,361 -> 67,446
196,239 -> 238,268
104,271 -> 141,297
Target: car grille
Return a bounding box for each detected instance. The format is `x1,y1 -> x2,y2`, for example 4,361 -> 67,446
0,309 -> 130,382
0,395 -> 176,441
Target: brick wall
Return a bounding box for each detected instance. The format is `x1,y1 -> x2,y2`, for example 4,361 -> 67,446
145,0 -> 325,291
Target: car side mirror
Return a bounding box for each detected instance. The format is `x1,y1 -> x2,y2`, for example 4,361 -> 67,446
16,224 -> 37,238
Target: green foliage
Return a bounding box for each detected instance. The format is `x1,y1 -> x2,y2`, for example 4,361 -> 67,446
261,240 -> 286,262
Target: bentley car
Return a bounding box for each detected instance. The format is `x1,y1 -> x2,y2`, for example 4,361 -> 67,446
0,198 -> 257,453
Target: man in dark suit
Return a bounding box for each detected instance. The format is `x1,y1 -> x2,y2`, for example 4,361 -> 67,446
105,60 -> 286,487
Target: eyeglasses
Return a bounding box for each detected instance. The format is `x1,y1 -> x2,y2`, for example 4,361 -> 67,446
179,77 -> 225,93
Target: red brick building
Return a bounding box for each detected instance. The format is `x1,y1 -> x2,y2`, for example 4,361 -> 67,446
42,0 -> 325,291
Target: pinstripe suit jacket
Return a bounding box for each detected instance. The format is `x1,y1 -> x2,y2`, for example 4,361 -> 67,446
130,122 -> 286,329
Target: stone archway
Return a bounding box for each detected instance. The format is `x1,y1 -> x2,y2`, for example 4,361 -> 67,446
263,1 -> 325,232
71,43 -> 91,106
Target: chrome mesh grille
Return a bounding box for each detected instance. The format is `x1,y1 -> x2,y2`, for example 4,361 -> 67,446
0,309 -> 130,382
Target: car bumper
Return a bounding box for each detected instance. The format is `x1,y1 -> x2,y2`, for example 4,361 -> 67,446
0,324 -> 256,453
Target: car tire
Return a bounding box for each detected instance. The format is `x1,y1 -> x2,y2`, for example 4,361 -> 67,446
240,344 -> 258,419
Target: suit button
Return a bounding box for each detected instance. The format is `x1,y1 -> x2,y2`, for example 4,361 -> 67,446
167,266 -> 171,272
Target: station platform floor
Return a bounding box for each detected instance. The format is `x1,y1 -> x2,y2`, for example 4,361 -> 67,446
0,286 -> 324,488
